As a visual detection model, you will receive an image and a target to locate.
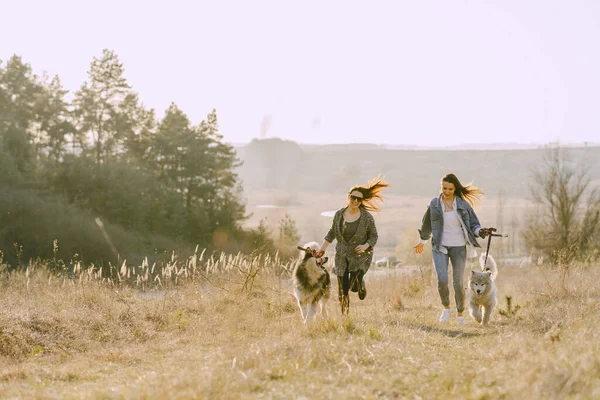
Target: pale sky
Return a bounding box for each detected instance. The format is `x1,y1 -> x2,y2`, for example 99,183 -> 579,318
2,0 -> 599,147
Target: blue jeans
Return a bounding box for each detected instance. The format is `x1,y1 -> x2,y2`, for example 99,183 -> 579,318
432,246 -> 467,313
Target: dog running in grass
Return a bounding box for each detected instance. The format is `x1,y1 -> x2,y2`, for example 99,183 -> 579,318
468,252 -> 498,325
292,242 -> 331,323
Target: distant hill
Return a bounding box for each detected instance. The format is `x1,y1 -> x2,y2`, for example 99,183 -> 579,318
235,139 -> 600,198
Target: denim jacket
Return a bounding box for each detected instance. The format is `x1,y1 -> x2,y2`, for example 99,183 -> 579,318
419,196 -> 482,250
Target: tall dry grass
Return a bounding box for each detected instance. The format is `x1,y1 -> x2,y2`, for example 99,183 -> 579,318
0,253 -> 599,399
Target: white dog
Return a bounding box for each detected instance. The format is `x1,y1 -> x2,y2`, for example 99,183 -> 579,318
468,252 -> 498,325
292,242 -> 331,323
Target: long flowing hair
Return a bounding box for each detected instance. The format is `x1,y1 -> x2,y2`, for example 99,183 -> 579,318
441,173 -> 484,207
348,175 -> 389,212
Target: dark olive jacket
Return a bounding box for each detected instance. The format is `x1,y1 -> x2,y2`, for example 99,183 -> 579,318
325,207 -> 378,275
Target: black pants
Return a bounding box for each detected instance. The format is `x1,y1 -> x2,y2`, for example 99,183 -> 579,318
340,268 -> 364,295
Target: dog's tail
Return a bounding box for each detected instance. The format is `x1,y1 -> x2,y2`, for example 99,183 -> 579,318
479,252 -> 498,280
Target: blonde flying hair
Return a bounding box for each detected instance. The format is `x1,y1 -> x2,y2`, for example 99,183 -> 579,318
347,175 -> 389,212
441,173 -> 485,207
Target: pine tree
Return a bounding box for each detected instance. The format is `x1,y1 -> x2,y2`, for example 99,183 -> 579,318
0,56 -> 43,178
113,92 -> 155,166
72,49 -> 130,164
278,213 -> 301,258
149,106 -> 247,244
36,75 -> 76,164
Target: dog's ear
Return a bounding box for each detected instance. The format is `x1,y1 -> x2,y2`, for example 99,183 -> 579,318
471,270 -> 476,275
485,270 -> 493,276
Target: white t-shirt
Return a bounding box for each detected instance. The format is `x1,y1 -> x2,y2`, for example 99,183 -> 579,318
441,209 -> 467,246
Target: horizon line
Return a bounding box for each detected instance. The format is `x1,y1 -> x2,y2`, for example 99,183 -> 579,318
230,138 -> 600,149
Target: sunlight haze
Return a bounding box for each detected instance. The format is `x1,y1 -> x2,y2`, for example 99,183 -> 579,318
2,0 -> 599,147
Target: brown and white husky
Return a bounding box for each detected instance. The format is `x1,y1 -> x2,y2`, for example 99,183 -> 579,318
292,242 -> 331,323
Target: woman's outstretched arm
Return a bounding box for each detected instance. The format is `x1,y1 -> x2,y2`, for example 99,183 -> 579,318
415,206 -> 432,254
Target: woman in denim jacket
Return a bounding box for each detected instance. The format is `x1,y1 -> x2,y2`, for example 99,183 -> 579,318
414,173 -> 490,325
316,177 -> 388,303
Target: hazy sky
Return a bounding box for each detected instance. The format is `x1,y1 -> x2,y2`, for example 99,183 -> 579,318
2,0 -> 599,147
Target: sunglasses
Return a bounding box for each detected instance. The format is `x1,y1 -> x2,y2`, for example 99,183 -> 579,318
349,195 -> 363,202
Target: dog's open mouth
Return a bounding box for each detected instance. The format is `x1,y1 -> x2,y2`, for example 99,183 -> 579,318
315,257 -> 328,268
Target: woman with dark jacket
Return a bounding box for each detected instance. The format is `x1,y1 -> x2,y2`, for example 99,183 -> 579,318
415,173 -> 490,325
316,177 -> 388,305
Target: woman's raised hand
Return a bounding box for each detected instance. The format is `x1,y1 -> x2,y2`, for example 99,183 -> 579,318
414,243 -> 425,254
354,244 -> 369,254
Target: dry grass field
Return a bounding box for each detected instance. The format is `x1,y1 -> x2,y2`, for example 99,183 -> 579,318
1,252 -> 599,399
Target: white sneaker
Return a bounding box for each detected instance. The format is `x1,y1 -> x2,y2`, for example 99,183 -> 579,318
439,309 -> 451,323
456,316 -> 466,325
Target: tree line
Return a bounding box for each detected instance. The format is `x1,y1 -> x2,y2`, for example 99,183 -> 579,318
0,49 -> 297,267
